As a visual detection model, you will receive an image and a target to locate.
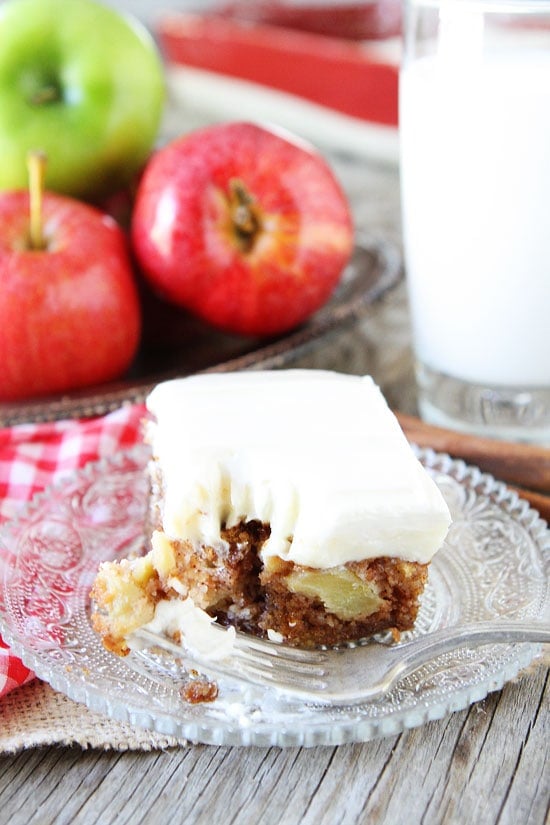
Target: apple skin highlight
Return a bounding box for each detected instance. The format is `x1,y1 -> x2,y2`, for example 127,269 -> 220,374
0,191 -> 141,401
131,122 -> 354,337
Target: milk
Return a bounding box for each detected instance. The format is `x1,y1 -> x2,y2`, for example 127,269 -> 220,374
400,50 -> 550,388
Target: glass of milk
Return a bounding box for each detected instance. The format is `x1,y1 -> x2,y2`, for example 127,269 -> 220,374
400,0 -> 550,443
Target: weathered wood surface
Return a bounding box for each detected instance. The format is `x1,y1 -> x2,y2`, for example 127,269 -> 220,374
0,663 -> 547,825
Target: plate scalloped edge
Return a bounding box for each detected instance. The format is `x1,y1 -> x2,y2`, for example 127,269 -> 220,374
0,445 -> 547,748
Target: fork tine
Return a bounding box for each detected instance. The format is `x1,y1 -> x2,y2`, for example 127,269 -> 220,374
234,660 -> 331,693
133,618 -> 550,706
232,645 -> 329,677
233,633 -> 329,664
132,626 -> 332,686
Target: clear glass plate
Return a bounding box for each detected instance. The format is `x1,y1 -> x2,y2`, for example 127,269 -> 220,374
0,446 -> 547,747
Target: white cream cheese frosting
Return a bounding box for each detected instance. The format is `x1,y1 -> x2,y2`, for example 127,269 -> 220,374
131,598 -> 236,661
146,370 -> 452,568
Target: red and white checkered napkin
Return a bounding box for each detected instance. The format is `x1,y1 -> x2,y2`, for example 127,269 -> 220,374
0,403 -> 146,699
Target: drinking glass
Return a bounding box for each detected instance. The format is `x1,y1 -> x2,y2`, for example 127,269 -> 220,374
400,0 -> 550,443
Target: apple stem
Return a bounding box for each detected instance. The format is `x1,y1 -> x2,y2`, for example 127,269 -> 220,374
27,150 -> 48,251
30,85 -> 60,106
228,178 -> 260,253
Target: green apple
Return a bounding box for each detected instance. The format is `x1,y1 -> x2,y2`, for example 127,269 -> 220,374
0,0 -> 165,200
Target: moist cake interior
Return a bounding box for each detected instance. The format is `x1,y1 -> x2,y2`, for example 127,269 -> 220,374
92,517 -> 429,656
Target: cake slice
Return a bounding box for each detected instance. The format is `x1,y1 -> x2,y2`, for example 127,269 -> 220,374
91,370 -> 451,655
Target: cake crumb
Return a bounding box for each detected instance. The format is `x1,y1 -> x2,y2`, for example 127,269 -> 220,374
180,673 -> 219,704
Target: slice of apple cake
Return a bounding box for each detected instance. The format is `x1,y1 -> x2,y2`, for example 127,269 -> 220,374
91,370 -> 451,655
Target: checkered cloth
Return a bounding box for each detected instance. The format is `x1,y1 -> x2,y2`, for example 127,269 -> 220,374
0,403 -> 146,699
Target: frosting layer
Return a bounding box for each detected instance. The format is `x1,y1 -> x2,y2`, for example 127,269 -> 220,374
147,370 -> 451,568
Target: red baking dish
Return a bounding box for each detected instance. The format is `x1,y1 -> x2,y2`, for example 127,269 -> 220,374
157,12 -> 399,128
215,1 -> 402,41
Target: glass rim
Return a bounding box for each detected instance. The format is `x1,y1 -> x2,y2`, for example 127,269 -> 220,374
406,0 -> 550,11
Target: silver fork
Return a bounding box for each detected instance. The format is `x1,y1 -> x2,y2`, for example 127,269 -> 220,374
134,619 -> 550,705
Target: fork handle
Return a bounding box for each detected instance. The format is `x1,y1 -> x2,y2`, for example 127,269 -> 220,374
386,620 -> 550,680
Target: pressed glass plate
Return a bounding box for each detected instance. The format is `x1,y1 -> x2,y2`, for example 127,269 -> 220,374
0,446 -> 547,748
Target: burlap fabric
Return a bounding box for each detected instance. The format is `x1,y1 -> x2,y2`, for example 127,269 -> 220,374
0,681 -> 186,753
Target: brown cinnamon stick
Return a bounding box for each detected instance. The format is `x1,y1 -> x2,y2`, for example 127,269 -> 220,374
507,486 -> 550,523
396,412 -> 550,495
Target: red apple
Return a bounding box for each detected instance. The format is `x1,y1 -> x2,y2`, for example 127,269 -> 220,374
0,191 -> 141,401
131,121 -> 354,337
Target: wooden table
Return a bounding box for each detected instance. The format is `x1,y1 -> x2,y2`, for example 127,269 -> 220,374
0,90 -> 548,825
0,662 -> 547,824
